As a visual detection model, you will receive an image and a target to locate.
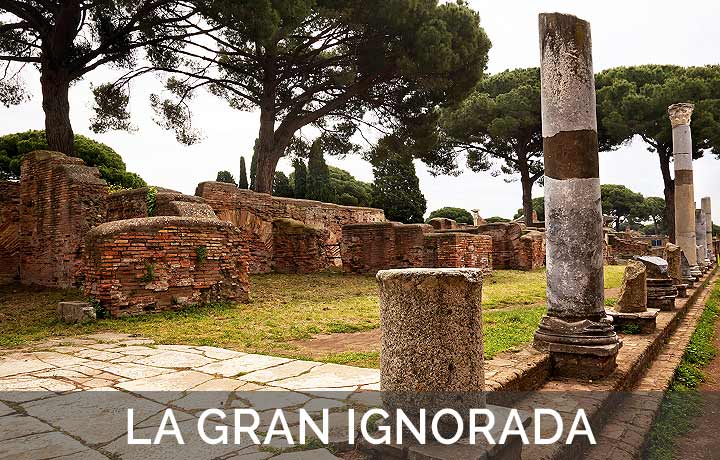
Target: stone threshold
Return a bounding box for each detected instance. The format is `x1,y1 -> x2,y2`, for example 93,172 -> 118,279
515,266 -> 718,460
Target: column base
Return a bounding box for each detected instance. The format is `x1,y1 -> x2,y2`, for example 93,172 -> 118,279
534,315 -> 622,380
690,266 -> 702,278
675,283 -> 689,298
606,308 -> 659,334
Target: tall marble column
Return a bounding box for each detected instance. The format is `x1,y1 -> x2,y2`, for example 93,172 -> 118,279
702,197 -> 714,264
533,13 -> 620,379
669,103 -> 700,277
696,208 -> 708,270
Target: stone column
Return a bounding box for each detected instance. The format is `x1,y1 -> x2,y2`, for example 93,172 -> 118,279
378,268 -> 485,436
533,13 -> 620,379
696,208 -> 708,270
702,197 -> 714,264
669,103 -> 700,276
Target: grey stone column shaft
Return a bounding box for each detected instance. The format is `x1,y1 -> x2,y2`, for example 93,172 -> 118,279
533,13 -> 619,379
702,197 -> 713,261
670,103 -> 698,268
696,208 -> 708,267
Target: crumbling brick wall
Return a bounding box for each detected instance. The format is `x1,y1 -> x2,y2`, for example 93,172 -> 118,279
516,231 -> 545,270
341,222 -> 396,274
423,232 -> 493,270
0,181 -> 20,285
271,218 -> 328,274
19,151 -> 108,287
196,182 -> 385,273
107,187 -> 216,221
84,217 -> 249,317
341,222 -> 492,274
607,233 -> 650,260
472,222 -> 524,270
428,218 -> 459,230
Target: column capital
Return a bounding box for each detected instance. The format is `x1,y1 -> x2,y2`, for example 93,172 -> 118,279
668,103 -> 695,127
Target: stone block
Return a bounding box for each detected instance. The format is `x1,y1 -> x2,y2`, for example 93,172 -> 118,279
606,308 -> 659,334
58,301 -> 96,324
616,260 -> 647,313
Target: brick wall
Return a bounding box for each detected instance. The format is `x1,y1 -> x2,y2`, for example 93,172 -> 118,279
196,182 -> 385,273
341,222 -> 492,274
107,187 -> 216,221
423,232 -> 493,270
607,233 -> 650,260
84,217 -> 249,317
428,217 -> 459,230
516,231 -> 546,270
341,222 -> 396,274
0,181 -> 20,285
271,218 -> 328,274
19,151 -> 108,287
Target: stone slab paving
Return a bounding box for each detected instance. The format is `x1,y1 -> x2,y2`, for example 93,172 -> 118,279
0,332 -> 376,459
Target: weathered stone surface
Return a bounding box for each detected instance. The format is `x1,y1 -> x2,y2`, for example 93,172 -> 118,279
57,301 -> 96,324
664,244 -> 683,283
607,309 -> 658,335
635,256 -> 669,278
378,268 -> 485,436
616,261 -> 647,313
534,12 -> 620,380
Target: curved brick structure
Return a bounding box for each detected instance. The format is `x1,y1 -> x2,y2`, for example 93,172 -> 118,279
84,217 -> 250,317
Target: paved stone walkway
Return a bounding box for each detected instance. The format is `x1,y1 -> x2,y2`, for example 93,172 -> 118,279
0,332 -> 381,459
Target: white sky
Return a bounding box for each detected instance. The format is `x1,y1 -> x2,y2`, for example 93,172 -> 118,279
1,0 -> 719,219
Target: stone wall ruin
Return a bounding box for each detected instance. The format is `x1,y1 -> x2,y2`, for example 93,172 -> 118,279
195,181 -> 385,273
0,181 -> 20,284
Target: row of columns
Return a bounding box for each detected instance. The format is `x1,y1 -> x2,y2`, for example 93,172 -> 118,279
376,13 -> 716,400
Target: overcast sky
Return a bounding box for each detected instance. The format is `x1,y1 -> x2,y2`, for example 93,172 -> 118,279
2,0 -> 719,219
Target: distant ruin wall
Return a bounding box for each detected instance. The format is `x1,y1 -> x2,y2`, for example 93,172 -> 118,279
19,151 -> 108,287
84,217 -> 249,317
0,181 -> 20,285
423,232 -> 493,269
607,233 -> 650,262
271,219 -> 328,274
517,231 -> 546,270
195,182 -> 385,273
341,222 -> 492,274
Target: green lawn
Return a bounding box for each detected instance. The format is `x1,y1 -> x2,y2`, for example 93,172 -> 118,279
0,266 -> 626,367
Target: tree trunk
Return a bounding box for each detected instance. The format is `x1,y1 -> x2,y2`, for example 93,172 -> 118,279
40,69 -> 74,155
659,150 -> 675,242
518,155 -> 534,227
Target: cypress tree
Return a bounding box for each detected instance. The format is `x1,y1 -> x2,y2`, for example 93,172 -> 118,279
239,156 -> 249,189
370,140 -> 426,223
305,140 -> 335,202
292,158 -> 307,199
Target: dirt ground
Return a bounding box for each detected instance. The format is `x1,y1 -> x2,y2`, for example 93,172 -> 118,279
671,317 -> 720,458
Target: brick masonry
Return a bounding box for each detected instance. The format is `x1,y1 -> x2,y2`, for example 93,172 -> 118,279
18,151 -> 108,288
83,216 -> 250,317
271,218 -> 328,274
107,187 -> 216,221
0,181 -> 20,285
341,221 -> 493,274
196,182 -> 385,273
607,233 -> 651,263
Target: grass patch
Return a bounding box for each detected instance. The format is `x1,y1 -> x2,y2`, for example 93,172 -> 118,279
644,279 -> 720,460
0,266 -> 626,366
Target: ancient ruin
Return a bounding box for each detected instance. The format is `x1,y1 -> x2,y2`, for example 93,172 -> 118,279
196,181 -> 385,273
702,197 -> 714,264
670,102 -> 701,277
696,208 -> 710,271
341,221 -> 492,274
606,260 -> 657,334
664,243 -> 688,297
636,256 -> 678,311
532,13 -> 621,379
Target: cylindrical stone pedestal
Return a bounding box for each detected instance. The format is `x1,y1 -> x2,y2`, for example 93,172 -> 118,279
670,103 -> 700,277
533,13 -> 620,380
702,197 -> 714,265
378,268 -> 485,438
696,208 -> 708,270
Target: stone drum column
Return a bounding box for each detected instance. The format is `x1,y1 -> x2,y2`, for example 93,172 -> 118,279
533,13 -> 620,379
378,268 -> 485,437
696,208 -> 708,271
669,103 -> 700,276
702,197 -> 714,265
